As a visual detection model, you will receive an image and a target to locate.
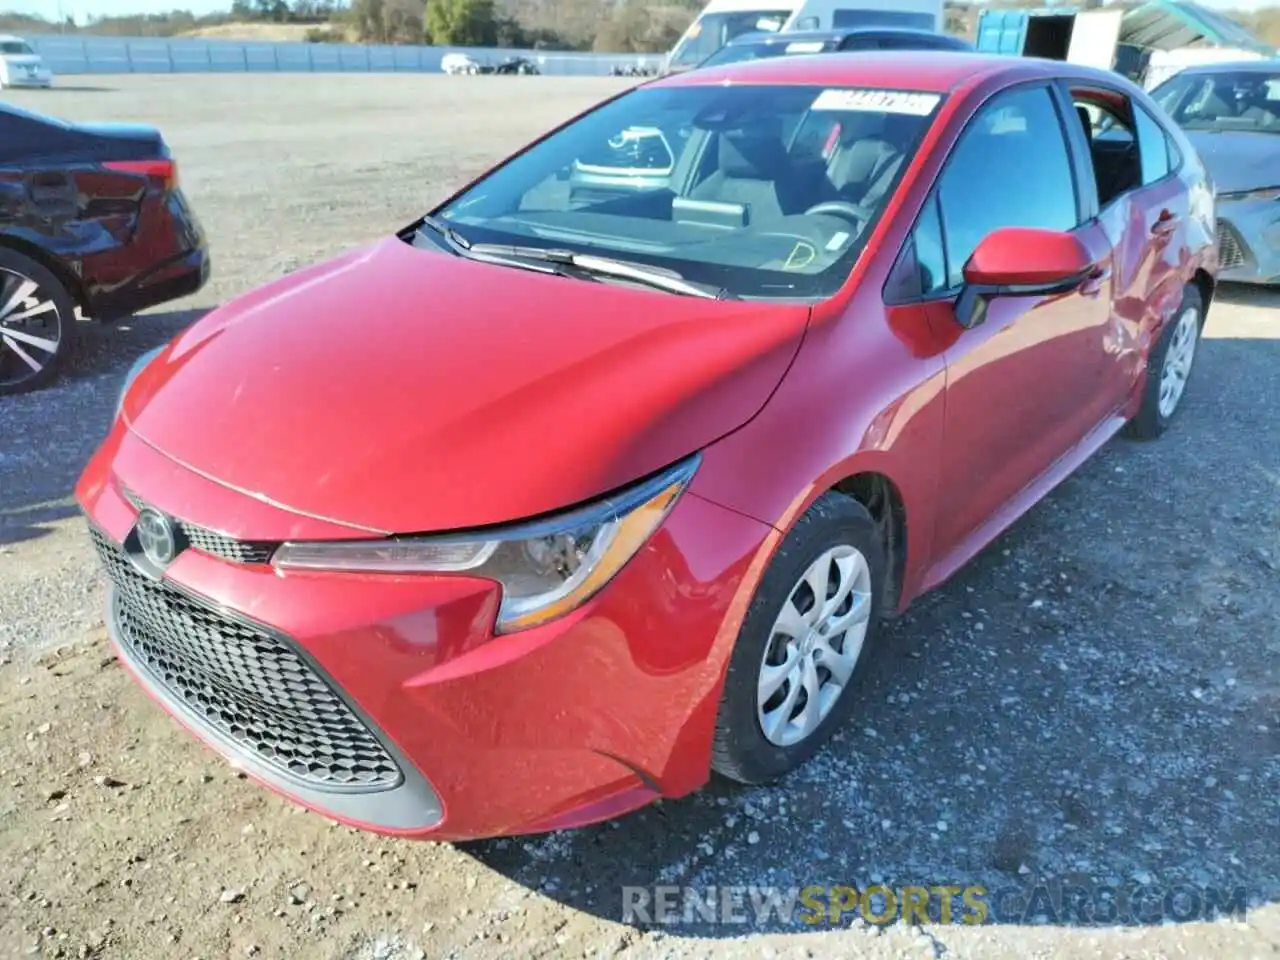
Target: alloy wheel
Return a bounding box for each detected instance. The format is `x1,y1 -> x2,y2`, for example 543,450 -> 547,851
756,544 -> 874,747
1157,306 -> 1199,419
0,266 -> 63,391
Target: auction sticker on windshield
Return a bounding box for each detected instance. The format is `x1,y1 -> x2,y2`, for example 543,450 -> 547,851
811,89 -> 941,116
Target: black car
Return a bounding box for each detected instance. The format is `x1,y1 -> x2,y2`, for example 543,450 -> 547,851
480,56 -> 540,75
694,26 -> 973,70
0,102 -> 209,394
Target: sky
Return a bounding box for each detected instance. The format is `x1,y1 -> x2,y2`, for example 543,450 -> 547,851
4,0 -> 1275,20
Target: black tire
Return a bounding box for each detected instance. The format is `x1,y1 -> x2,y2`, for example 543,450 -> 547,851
711,491 -> 887,785
1124,283 -> 1204,440
0,247 -> 76,396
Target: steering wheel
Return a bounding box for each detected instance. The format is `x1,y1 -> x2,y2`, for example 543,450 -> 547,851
804,201 -> 871,226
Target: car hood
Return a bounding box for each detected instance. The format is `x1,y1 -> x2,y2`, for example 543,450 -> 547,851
122,236 -> 810,534
1,54 -> 43,67
1185,129 -> 1280,195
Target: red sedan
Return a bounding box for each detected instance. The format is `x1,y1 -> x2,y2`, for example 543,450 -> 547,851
77,52 -> 1217,841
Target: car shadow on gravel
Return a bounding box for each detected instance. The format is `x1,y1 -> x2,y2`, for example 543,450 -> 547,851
462,335 -> 1280,940
43,85 -> 118,93
1215,282 -> 1280,309
0,307 -> 208,548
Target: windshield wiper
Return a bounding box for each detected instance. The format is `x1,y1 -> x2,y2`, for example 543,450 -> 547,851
418,218 -> 575,279
419,215 -> 473,253
465,243 -> 734,300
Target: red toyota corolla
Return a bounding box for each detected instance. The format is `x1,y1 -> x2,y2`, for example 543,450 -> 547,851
77,52 -> 1217,841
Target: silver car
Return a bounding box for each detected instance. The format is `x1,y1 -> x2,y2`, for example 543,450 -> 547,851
1151,59 -> 1280,286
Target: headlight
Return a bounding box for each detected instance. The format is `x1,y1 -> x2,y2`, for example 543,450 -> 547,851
1216,187 -> 1280,202
116,345 -> 164,416
272,454 -> 700,633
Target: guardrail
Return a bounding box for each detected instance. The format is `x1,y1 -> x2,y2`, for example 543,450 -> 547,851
25,33 -> 659,77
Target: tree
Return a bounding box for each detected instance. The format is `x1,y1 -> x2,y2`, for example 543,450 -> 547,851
426,0 -> 497,46
593,1 -> 692,53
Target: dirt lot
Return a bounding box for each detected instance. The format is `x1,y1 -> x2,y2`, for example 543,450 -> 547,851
0,75 -> 1277,960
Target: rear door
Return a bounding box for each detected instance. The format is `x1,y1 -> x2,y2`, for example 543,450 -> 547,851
1067,84 -> 1192,400
903,82 -> 1117,559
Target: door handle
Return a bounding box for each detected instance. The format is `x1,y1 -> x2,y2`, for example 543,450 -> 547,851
1151,208 -> 1178,236
1080,264 -> 1111,297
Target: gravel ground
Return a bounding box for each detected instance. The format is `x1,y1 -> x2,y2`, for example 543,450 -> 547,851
1,75 -> 1278,960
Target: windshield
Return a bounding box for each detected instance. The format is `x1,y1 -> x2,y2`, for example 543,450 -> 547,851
700,37 -> 834,68
0,41 -> 34,55
434,84 -> 943,300
668,10 -> 793,69
1151,69 -> 1280,134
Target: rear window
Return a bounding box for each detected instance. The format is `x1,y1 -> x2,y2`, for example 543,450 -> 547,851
436,83 -> 944,300
700,38 -> 836,68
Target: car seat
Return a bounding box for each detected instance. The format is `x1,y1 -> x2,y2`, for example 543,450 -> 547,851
687,129 -> 793,223
824,113 -> 915,212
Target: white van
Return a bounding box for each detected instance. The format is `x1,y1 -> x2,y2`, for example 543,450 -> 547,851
664,0 -> 945,73
0,35 -> 53,89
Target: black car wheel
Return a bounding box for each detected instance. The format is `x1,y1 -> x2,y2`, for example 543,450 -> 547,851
0,248 -> 75,396
710,492 -> 887,785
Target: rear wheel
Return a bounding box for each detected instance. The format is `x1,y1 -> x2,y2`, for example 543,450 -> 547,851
0,248 -> 75,396
1124,284 -> 1203,440
711,492 -> 886,785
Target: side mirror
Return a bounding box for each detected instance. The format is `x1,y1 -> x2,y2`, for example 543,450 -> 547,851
954,227 -> 1096,329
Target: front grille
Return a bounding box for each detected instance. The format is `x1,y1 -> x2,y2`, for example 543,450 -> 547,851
91,527 -> 403,792
121,488 -> 277,564
1216,219 -> 1248,270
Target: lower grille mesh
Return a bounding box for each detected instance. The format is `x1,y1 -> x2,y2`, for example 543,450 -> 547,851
92,527 -> 402,792
1216,220 -> 1247,270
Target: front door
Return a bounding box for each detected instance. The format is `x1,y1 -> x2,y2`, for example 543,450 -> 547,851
913,83 -> 1118,560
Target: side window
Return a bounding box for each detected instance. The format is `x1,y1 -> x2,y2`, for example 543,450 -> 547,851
1133,104 -> 1170,184
1165,132 -> 1182,172
912,195 -> 947,294
928,85 -> 1078,292
1071,94 -> 1141,208
839,37 -> 881,51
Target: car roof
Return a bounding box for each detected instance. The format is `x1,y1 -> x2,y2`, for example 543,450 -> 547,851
1174,57 -> 1280,75
658,49 -> 1107,93
724,26 -> 958,48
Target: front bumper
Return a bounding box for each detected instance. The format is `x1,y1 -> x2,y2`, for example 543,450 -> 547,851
77,424 -> 774,840
2,70 -> 52,88
1214,198 -> 1280,286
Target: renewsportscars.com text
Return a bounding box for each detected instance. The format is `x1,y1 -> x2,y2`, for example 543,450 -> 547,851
621,882 -> 1250,927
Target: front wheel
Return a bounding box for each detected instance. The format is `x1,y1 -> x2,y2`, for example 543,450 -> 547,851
1124,283 -> 1204,440
0,248 -> 76,396
711,492 -> 887,785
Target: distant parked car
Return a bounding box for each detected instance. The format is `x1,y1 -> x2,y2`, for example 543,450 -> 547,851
0,103 -> 209,394
482,55 -> 541,76
692,26 -> 972,70
441,52 -> 481,75
1149,59 -> 1280,286
84,52 -> 1216,842
610,63 -> 660,78
0,34 -> 53,89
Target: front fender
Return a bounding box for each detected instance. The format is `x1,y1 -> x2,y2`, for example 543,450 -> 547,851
688,300 -> 950,612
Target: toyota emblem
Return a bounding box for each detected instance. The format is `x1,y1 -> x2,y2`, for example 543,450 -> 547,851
135,508 -> 178,567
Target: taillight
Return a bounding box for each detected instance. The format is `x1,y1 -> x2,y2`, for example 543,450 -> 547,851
102,158 -> 178,190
